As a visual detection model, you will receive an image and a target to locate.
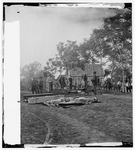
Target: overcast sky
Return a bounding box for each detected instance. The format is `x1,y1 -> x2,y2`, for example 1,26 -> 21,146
5,4 -> 124,69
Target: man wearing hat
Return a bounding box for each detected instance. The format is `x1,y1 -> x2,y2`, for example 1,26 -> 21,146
31,77 -> 37,94
47,75 -> 53,92
39,77 -> 43,93
91,71 -> 99,95
69,76 -> 73,90
84,74 -> 88,89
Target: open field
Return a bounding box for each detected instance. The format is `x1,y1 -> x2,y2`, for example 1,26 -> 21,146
21,93 -> 132,145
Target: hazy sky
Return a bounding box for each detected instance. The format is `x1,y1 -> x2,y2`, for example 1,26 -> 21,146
5,4 -> 123,68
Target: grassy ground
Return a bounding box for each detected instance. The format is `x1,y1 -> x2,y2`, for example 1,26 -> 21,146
21,93 -> 132,145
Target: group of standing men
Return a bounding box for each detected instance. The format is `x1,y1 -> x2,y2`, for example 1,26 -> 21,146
103,78 -> 132,93
31,77 -> 43,94
31,75 -> 53,94
68,74 -> 89,90
59,71 -> 99,95
117,79 -> 132,93
31,71 -> 100,95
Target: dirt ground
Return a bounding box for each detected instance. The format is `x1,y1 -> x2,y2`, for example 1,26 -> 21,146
21,93 -> 132,145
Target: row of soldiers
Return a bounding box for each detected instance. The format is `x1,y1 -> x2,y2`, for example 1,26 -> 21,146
31,71 -> 99,95
103,78 -> 132,93
59,71 -> 99,95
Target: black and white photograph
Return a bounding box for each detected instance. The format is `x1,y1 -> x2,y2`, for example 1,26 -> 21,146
3,2 -> 132,147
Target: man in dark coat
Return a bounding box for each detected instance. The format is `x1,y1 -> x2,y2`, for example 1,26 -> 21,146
91,71 -> 99,95
59,76 -> 65,89
31,77 -> 37,94
35,78 -> 40,94
59,77 -> 62,89
69,76 -> 73,90
39,77 -> 43,93
84,74 -> 88,89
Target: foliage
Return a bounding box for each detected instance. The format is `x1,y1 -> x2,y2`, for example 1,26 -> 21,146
111,67 -> 132,82
46,39 -> 100,75
87,10 -> 132,82
21,61 -> 42,79
79,38 -> 99,64
104,69 -> 111,77
46,41 -> 86,74
21,61 -> 42,89
46,9 -> 132,81
103,10 -> 131,67
46,56 -> 63,75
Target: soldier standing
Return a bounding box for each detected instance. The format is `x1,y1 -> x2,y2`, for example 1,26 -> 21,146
47,75 -> 53,92
84,74 -> 88,89
81,75 -> 85,89
35,78 -> 39,94
91,71 -> 99,95
39,77 -> 43,93
50,77 -> 53,92
117,80 -> 122,92
31,77 -> 37,94
69,76 -> 73,90
59,76 -> 64,89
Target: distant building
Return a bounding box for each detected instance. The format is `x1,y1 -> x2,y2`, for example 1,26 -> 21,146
67,63 -> 104,87
85,64 -> 104,77
68,67 -> 86,77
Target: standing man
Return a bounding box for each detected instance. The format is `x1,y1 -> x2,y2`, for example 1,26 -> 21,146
84,74 -> 88,89
59,76 -> 62,89
35,78 -> 39,94
39,77 -> 43,93
50,76 -> 53,92
31,77 -> 37,94
65,77 -> 68,89
59,76 -> 65,89
69,76 -> 73,90
46,75 -> 49,92
117,80 -> 122,92
47,75 -> 51,92
108,79 -> 112,91
47,75 -> 53,92
130,80 -> 132,93
81,75 -> 85,89
91,71 -> 99,95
